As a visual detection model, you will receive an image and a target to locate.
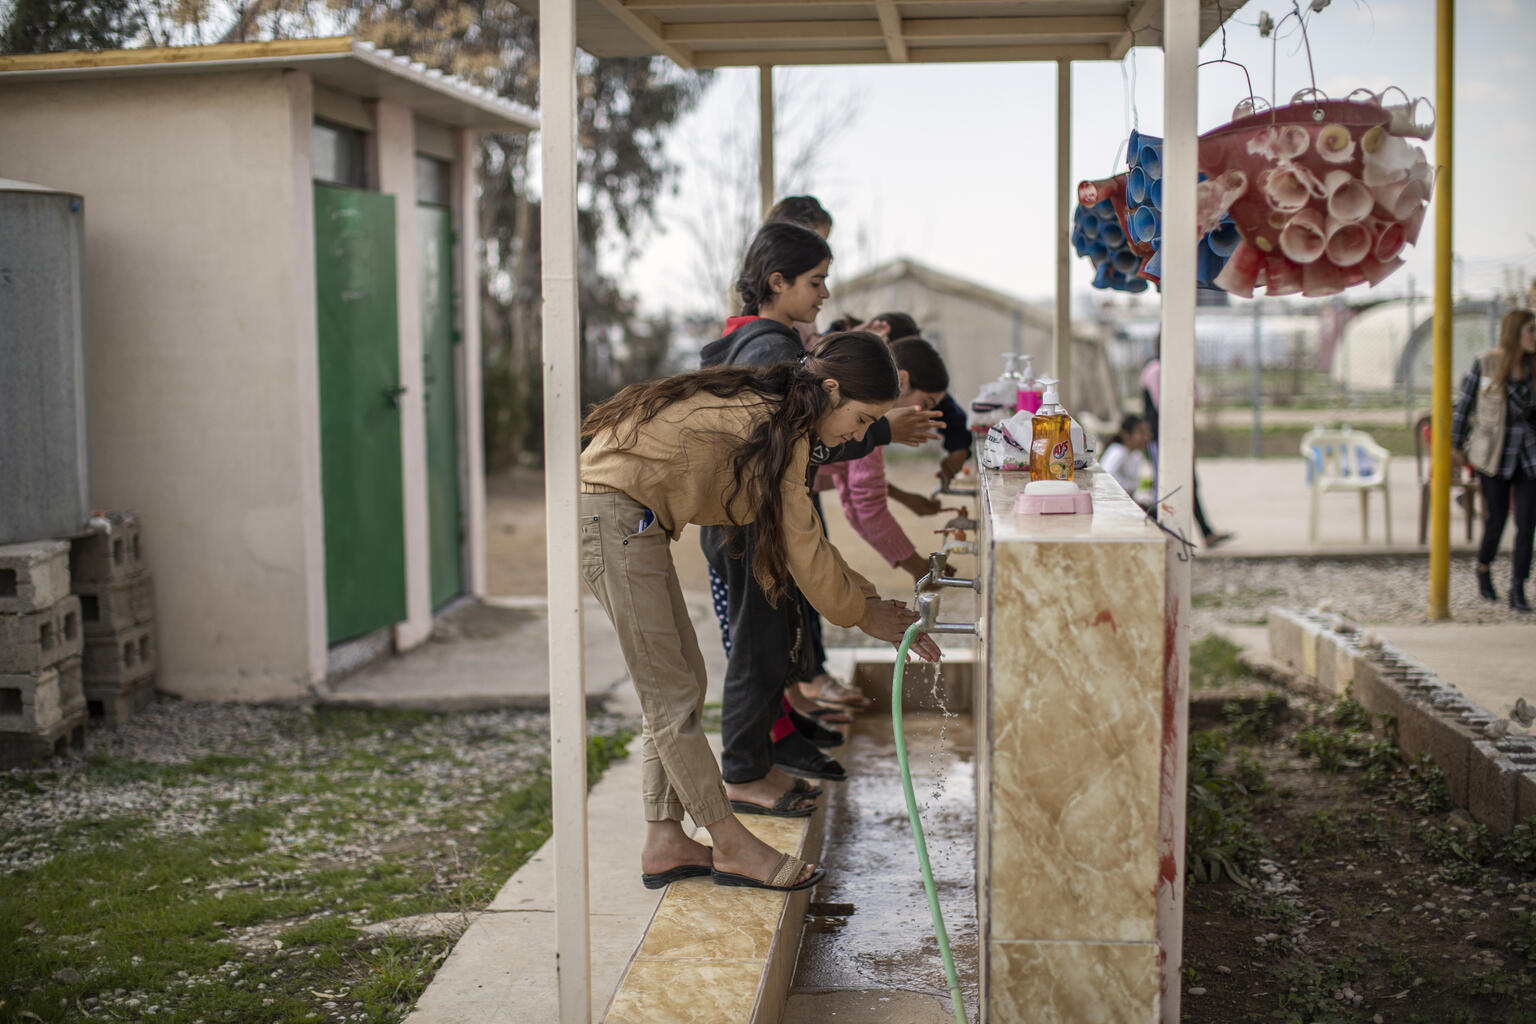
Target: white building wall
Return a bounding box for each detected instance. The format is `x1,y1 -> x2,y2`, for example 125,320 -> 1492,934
0,70 -> 328,700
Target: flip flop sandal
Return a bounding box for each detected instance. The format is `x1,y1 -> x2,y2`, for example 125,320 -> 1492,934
808,675 -> 873,710
790,777 -> 824,799
774,745 -> 847,782
789,708 -> 845,748
640,864 -> 712,889
730,791 -> 816,818
807,705 -> 854,725
711,852 -> 825,893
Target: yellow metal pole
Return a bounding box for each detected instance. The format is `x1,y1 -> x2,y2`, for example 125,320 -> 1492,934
1428,0 -> 1454,620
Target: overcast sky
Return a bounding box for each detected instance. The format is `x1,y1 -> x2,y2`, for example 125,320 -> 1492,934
609,0 -> 1535,320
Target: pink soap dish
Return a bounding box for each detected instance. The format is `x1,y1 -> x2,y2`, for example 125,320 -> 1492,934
1014,483 -> 1093,516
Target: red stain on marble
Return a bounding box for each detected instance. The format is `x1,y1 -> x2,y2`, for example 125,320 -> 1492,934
1161,598 -> 1182,752
1091,608 -> 1118,633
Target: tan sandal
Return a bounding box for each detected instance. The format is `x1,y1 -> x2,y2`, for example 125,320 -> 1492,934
711,852 -> 824,892
804,674 -> 872,710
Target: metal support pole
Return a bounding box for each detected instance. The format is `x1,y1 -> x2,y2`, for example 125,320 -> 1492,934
759,65 -> 775,219
540,0 -> 592,1019
1158,3 -> 1198,1021
1251,300 -> 1262,459
1405,277 -> 1416,426
1429,0 -> 1454,620
1053,59 -> 1072,401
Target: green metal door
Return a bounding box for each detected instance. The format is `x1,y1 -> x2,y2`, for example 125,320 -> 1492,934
314,183 -> 407,644
419,203 -> 463,607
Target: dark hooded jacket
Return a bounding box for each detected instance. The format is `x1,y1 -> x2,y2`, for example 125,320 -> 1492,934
700,315 -> 892,466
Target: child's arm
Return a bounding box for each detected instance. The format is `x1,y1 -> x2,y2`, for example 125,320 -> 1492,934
888,485 -> 942,517
837,450 -> 921,574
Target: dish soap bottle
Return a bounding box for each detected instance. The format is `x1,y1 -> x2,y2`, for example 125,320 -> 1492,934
1028,377 -> 1073,481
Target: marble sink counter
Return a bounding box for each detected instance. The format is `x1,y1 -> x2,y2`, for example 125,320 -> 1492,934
984,466 -> 1162,544
975,464 -> 1171,1023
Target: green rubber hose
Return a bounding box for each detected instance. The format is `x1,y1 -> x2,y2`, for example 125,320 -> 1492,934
893,621 -> 967,1024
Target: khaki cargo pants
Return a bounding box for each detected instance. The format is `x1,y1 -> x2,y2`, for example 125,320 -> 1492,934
580,487 -> 732,827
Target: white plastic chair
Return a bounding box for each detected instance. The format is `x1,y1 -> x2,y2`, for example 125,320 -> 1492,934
1300,426 -> 1392,544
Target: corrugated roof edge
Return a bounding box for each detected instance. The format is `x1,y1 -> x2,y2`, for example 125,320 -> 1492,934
0,37 -> 537,134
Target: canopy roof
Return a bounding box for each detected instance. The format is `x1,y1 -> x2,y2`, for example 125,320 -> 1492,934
0,38 -> 537,133
513,0 -> 1239,68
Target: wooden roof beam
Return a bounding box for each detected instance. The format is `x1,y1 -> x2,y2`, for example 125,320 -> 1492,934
628,0 -> 1032,8
1110,0 -> 1161,58
692,42 -> 1111,68
594,0 -> 696,67
875,0 -> 909,62
663,15 -> 1126,46
663,19 -> 878,44
905,15 -> 1127,40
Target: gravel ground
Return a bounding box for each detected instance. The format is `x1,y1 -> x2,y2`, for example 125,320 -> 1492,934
0,700 -> 636,876
1190,552 -> 1535,635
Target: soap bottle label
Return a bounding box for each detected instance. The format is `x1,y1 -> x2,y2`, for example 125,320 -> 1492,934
1029,414 -> 1074,481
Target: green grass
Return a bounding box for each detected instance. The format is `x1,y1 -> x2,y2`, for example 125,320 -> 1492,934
0,709 -> 633,1024
1189,633 -> 1251,690
1185,728 -> 1268,886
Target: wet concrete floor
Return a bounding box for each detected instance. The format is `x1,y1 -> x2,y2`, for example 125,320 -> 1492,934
782,708 -> 979,1024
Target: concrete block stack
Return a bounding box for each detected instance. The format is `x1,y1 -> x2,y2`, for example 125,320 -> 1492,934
0,540 -> 87,764
72,512 -> 157,728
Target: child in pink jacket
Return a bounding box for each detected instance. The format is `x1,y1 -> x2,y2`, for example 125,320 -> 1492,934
821,336 -> 951,582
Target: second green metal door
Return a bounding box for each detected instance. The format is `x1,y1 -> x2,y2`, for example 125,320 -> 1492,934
419,203 -> 463,608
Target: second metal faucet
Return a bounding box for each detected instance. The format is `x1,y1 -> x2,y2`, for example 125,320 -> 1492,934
916,551 -> 977,595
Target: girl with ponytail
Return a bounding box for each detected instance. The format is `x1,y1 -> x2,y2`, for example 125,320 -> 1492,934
580,331 -> 940,893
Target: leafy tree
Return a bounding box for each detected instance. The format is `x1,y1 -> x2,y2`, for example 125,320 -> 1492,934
1,0 -> 144,52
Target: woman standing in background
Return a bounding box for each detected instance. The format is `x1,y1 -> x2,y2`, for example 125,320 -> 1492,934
1453,307 -> 1536,613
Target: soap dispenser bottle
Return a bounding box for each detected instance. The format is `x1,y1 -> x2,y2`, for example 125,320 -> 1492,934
1000,353 -> 1025,412
1028,377 -> 1073,481
1017,356 -> 1043,414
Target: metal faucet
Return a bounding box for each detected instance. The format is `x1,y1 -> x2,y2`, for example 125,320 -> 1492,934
916,551 -> 977,594
930,477 -> 978,500
914,591 -> 977,635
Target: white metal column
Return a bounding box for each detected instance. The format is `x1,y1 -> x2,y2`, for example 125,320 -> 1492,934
454,128 -> 489,600
1053,59 -> 1072,400
540,0 -> 591,1020
759,65 -> 775,218
1157,2 -> 1198,1021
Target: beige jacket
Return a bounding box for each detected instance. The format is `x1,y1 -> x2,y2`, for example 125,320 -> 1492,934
581,391 -> 877,627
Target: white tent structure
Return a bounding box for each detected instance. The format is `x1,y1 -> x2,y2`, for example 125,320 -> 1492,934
1331,300 -> 1422,393
1331,299 -> 1501,394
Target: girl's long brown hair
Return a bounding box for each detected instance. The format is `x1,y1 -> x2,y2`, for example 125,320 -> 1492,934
582,331 -> 897,604
1491,308 -> 1535,389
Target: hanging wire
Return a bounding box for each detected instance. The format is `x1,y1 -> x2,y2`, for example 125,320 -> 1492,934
1199,0 -> 1258,113
1269,0 -> 1325,119
1127,26 -> 1140,132
1151,485 -> 1200,562
1198,57 -> 1260,117
1112,23 -> 1138,173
